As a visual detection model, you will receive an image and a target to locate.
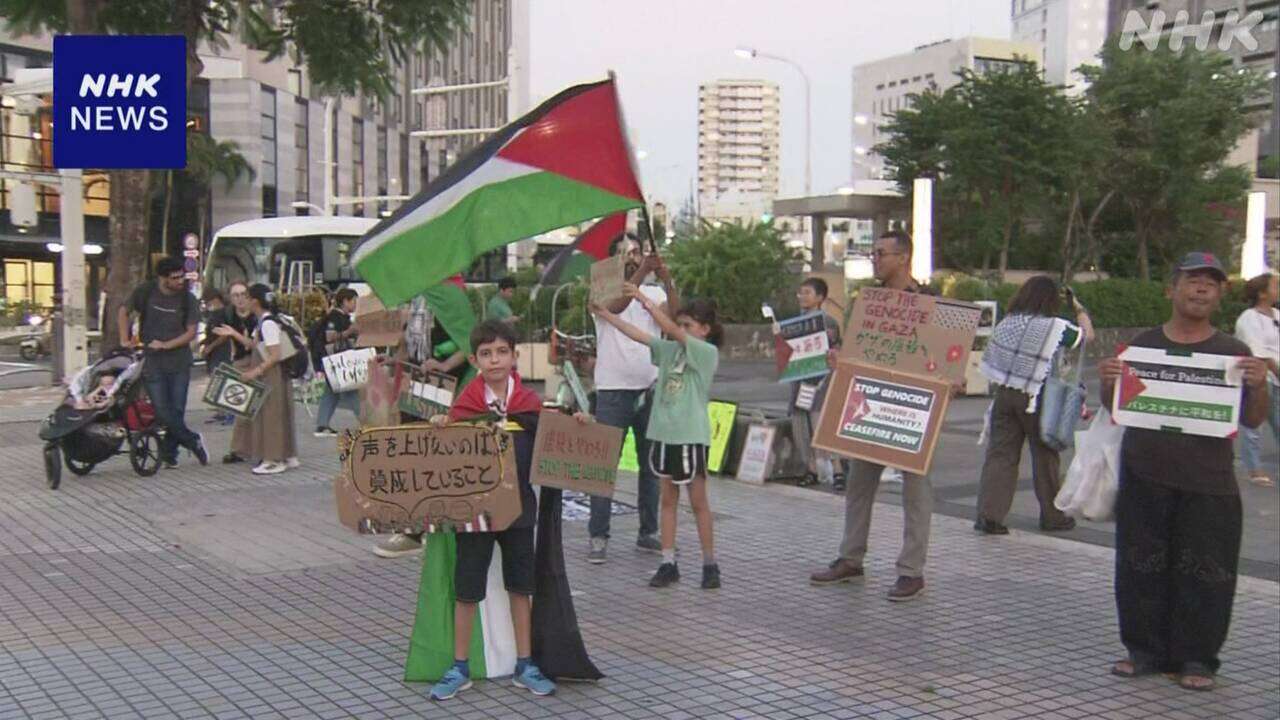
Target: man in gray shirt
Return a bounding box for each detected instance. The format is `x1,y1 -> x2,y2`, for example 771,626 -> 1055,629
117,257 -> 208,468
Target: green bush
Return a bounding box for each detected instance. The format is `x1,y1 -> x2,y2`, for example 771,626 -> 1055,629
667,221 -> 802,323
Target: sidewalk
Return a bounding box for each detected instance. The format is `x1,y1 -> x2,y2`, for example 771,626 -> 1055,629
0,402 -> 1276,719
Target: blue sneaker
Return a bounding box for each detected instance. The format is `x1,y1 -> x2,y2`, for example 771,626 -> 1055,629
429,667 -> 472,701
513,663 -> 556,696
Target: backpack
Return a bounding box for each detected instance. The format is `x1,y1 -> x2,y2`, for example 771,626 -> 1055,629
262,313 -> 311,379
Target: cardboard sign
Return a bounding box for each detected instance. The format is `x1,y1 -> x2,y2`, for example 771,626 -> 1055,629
813,361 -> 952,475
776,312 -> 831,383
354,294 -> 407,348
589,254 -> 626,307
398,367 -> 459,419
334,424 -> 521,534
974,301 -> 999,338
202,364 -> 269,419
736,423 -> 777,484
322,347 -> 378,392
1111,346 -> 1244,438
841,287 -> 981,383
531,411 -> 625,497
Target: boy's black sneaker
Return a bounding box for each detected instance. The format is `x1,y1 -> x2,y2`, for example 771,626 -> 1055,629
649,562 -> 679,588
192,433 -> 209,466
700,563 -> 721,589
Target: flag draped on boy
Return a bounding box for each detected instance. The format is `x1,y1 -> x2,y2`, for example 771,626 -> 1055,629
353,79 -> 645,307
403,376 -> 603,683
537,211 -> 628,286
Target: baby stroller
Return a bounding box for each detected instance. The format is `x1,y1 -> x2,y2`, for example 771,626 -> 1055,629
38,349 -> 163,490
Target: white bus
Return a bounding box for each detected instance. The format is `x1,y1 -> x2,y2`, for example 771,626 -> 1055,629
202,216 -> 377,292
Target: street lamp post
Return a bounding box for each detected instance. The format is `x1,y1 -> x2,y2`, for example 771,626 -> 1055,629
735,46 -> 811,197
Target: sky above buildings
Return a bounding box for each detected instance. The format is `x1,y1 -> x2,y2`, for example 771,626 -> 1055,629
529,0 -> 1010,209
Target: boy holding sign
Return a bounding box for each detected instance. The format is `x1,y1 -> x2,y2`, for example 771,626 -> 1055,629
1099,253 -> 1270,692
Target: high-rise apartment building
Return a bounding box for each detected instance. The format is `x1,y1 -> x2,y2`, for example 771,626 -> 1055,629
697,79 -> 780,223
1011,0 -> 1109,93
1105,0 -> 1278,172
850,37 -> 1041,180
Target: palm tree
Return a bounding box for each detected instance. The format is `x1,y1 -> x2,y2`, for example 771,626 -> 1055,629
160,133 -> 256,252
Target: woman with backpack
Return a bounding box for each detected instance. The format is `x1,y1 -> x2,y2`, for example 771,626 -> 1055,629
974,276 -> 1095,534
214,283 -> 299,475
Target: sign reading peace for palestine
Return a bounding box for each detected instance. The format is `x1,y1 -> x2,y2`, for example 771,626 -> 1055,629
1111,346 -> 1244,438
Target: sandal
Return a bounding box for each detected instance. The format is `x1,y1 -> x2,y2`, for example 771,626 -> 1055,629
1178,663 -> 1216,691
1248,473 -> 1275,488
1110,657 -> 1161,678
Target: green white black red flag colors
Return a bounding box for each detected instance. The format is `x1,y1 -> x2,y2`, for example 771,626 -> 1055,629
353,79 -> 645,306
538,211 -> 628,286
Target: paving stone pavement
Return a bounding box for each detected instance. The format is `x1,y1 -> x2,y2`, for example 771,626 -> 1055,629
1,402 -> 1278,720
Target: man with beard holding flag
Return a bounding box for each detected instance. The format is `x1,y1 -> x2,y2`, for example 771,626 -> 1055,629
404,320 -> 602,700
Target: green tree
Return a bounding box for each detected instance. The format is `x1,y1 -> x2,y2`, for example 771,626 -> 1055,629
1079,39 -> 1265,279
665,221 -> 801,323
182,133 -> 256,250
0,0 -> 469,352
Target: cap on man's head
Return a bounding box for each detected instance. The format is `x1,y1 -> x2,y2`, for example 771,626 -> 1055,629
1175,251 -> 1227,281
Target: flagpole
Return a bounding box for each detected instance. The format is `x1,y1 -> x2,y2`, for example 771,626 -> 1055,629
607,69 -> 655,253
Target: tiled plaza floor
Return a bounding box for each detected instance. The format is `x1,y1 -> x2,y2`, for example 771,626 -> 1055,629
0,404 -> 1277,719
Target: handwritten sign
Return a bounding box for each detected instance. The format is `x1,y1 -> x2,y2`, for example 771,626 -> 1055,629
202,364 -> 268,418
321,347 -> 378,392
736,423 -> 777,484
354,294 -> 407,348
776,312 -> 831,383
707,401 -> 737,473
531,411 -> 624,497
813,361 -> 951,475
398,367 -> 458,419
334,424 -> 521,534
841,288 -> 980,383
589,254 -> 626,307
1111,346 -> 1244,438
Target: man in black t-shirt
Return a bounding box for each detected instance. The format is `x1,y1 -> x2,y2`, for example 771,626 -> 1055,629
1099,252 -> 1270,691
313,288 -> 360,436
117,257 -> 209,468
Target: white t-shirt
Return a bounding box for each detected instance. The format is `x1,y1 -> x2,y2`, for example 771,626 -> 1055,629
257,317 -> 281,346
1235,306 -> 1280,384
594,284 -> 668,391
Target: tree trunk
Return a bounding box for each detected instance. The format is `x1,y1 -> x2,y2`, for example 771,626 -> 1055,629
997,211 -> 1015,280
1134,207 -> 1151,281
1061,189 -> 1080,282
160,170 -> 174,254
66,0 -> 104,33
100,170 -> 153,354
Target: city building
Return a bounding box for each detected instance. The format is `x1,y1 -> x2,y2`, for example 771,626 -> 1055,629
1011,0 -> 1109,93
697,79 -> 780,223
850,37 -> 1041,180
1105,0 -> 1278,174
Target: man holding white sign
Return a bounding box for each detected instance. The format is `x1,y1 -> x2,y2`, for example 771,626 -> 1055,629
1099,252 -> 1270,692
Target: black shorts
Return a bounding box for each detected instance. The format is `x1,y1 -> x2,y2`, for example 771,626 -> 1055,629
648,442 -> 709,485
454,526 -> 535,603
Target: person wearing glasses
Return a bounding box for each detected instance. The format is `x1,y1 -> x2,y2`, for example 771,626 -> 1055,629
117,256 -> 209,468
808,229 -> 935,602
213,281 -> 260,463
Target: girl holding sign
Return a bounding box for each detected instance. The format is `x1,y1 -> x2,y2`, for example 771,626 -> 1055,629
593,289 -> 723,590
215,284 -> 299,475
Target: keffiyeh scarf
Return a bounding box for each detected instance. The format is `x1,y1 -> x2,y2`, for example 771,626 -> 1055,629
980,314 -> 1070,411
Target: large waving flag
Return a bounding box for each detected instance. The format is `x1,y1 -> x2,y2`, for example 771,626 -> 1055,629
538,211 -> 628,286
354,78 -> 645,306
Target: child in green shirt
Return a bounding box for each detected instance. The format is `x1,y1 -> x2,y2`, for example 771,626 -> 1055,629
593,287 -> 722,590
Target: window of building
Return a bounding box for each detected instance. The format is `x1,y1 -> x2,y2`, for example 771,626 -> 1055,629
400,132 -> 410,196
295,98 -> 309,207
420,141 -> 431,188
261,87 -> 277,217
353,118 -> 365,216
287,68 -> 303,97
3,259 -> 55,309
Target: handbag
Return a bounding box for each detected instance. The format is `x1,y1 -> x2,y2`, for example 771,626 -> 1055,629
1054,407 -> 1122,521
1039,332 -> 1087,452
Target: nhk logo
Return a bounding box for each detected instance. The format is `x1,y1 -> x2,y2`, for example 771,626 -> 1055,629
53,35 -> 186,169
1118,9 -> 1266,53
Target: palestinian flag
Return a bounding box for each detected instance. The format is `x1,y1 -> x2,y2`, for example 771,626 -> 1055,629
538,211 -> 628,286
354,78 -> 646,306
422,275 -> 478,385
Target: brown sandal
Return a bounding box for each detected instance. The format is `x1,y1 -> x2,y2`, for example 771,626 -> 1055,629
1111,658 -> 1160,678
1178,674 -> 1216,691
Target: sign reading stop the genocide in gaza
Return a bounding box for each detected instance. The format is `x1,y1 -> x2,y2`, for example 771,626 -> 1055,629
840,287 -> 981,384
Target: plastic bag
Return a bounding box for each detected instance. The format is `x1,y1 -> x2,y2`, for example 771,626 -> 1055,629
1054,407 -> 1123,522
